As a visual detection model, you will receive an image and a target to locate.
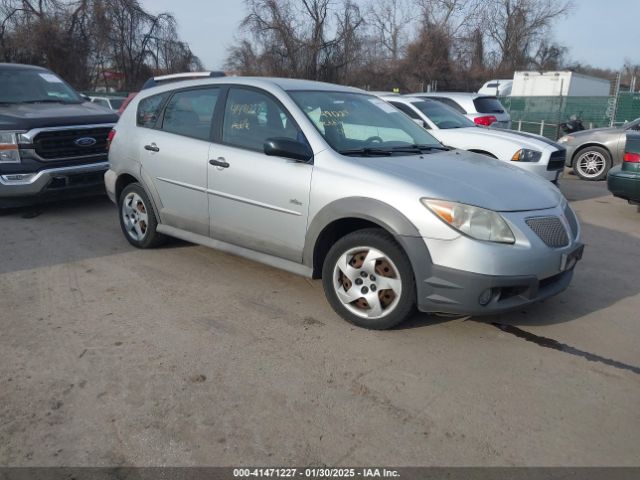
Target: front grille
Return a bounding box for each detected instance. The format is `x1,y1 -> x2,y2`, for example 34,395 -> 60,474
525,216 -> 569,248
564,204 -> 579,239
547,149 -> 566,171
33,127 -> 111,160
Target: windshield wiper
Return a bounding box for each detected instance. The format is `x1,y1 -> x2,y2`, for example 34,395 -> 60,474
19,99 -> 76,104
391,144 -> 449,153
338,147 -> 392,157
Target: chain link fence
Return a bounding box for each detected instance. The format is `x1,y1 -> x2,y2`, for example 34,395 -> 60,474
500,92 -> 640,139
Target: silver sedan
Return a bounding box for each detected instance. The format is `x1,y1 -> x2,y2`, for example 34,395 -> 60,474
559,118 -> 640,180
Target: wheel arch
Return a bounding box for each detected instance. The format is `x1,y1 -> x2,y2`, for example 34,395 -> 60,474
304,198 -> 431,281
115,172 -> 140,201
571,142 -> 611,165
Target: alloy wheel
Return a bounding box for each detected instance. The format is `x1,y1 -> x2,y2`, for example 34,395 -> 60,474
121,192 -> 149,241
576,151 -> 606,179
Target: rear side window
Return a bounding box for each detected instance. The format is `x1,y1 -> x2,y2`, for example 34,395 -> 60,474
473,96 -> 505,114
137,93 -> 169,128
161,88 -> 220,140
427,97 -> 467,114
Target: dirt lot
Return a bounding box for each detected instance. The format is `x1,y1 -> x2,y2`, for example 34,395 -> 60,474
1,174 -> 639,466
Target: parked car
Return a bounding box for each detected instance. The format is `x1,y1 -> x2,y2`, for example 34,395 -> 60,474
0,63 -> 118,208
381,95 -> 565,182
409,92 -> 511,129
559,118 -> 640,181
478,79 -> 513,97
106,77 -> 583,329
90,95 -> 127,111
607,133 -> 640,205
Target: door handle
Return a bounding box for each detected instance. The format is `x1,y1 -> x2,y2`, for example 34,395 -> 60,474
209,158 -> 230,168
144,143 -> 160,152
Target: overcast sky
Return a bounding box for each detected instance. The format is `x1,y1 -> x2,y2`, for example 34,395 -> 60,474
141,0 -> 639,72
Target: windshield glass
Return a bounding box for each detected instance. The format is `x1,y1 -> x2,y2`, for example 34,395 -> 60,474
0,69 -> 82,104
289,91 -> 442,155
412,100 -> 475,129
623,118 -> 640,130
109,98 -> 125,109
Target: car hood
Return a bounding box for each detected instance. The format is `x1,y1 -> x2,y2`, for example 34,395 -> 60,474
446,127 -> 560,150
358,150 -> 562,212
570,126 -> 622,137
0,102 -> 118,130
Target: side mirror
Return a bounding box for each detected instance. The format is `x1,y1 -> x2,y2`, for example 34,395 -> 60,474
412,118 -> 427,128
264,137 -> 313,162
80,94 -> 91,102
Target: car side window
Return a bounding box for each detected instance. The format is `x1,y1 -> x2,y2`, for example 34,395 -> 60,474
390,102 -> 420,120
161,88 -> 220,141
428,97 -> 467,114
222,88 -> 306,152
93,98 -> 109,108
137,92 -> 169,128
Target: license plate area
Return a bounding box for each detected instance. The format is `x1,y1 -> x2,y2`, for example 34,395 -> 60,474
560,243 -> 584,272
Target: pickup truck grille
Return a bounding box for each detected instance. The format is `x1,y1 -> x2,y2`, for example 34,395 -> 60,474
33,127 -> 111,160
547,149 -> 566,171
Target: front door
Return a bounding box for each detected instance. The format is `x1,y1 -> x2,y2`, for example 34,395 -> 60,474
207,87 -> 313,262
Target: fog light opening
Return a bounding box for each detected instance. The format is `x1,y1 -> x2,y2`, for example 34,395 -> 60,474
479,288 -> 497,306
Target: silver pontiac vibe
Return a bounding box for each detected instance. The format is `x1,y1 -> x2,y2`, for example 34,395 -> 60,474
105,77 -> 584,330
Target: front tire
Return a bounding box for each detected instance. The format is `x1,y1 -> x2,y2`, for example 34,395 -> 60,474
322,229 -> 416,330
118,183 -> 166,248
573,146 -> 611,180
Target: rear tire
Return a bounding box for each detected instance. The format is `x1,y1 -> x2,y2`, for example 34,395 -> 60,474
118,183 -> 166,248
322,228 -> 416,330
573,146 -> 611,181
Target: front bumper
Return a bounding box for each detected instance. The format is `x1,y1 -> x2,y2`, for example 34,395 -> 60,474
514,162 -> 562,182
411,202 -> 582,315
417,263 -> 577,315
0,162 -> 108,208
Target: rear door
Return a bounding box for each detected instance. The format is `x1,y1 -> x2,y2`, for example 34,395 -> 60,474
138,87 -> 220,235
207,86 -> 313,262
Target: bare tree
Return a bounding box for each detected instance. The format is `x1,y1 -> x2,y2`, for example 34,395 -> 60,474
484,0 -> 571,71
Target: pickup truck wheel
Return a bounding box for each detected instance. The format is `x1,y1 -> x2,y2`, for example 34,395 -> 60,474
118,183 -> 166,248
573,146 -> 611,180
322,229 -> 416,330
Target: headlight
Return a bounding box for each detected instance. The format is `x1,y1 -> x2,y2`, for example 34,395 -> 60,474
421,199 -> 515,244
0,132 -> 20,163
511,148 -> 541,162
557,135 -> 573,144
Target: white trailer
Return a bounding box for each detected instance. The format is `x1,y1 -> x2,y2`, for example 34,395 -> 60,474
511,71 -> 611,97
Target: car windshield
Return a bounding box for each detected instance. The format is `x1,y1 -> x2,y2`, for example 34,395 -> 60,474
289,91 -> 444,156
412,100 -> 475,129
109,98 -> 125,109
0,69 -> 82,104
622,118 -> 640,130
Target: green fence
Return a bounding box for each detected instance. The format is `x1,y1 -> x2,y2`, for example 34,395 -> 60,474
499,92 -> 640,139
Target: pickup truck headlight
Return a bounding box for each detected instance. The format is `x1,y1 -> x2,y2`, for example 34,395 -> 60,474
511,148 -> 542,162
0,132 -> 20,163
421,199 -> 515,244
